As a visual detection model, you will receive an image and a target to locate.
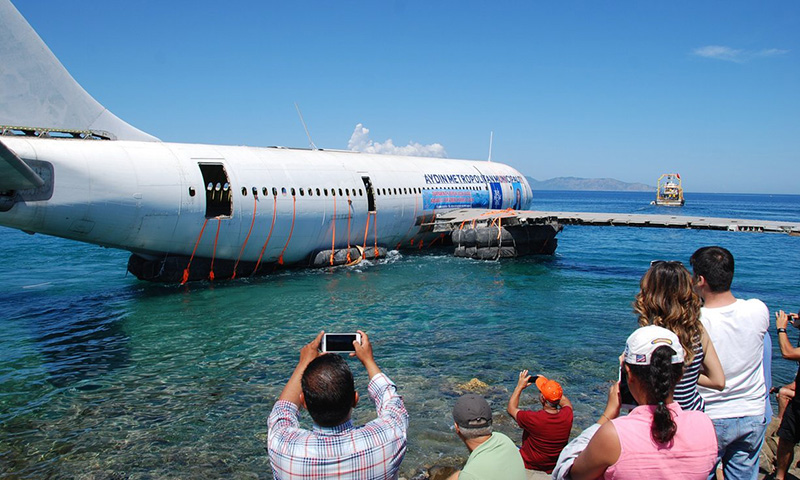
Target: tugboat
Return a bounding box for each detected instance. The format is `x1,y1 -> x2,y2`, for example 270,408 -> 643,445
652,173 -> 685,206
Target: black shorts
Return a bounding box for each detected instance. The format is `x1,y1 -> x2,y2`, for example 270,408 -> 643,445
778,401 -> 800,443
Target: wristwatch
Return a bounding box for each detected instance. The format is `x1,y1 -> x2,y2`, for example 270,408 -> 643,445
778,328 -> 788,334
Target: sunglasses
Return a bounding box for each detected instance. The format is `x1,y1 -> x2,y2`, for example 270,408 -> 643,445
650,260 -> 684,267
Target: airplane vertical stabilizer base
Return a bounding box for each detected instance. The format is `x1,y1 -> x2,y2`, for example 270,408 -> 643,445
0,0 -> 158,142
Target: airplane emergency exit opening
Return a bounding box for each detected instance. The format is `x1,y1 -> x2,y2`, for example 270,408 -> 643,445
198,163 -> 232,218
361,176 -> 376,212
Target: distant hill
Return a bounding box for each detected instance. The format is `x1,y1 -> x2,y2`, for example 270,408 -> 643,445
526,176 -> 653,192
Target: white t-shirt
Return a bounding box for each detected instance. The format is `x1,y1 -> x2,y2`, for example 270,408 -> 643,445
697,298 -> 769,419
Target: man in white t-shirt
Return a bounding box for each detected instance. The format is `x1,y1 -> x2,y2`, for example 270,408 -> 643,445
691,246 -> 769,480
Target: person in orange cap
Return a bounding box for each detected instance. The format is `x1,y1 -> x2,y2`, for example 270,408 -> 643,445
507,371 -> 573,475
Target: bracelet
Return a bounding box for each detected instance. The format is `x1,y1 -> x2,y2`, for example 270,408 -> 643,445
601,413 -> 611,422
778,328 -> 788,334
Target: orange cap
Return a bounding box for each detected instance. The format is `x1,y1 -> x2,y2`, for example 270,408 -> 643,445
535,376 -> 563,403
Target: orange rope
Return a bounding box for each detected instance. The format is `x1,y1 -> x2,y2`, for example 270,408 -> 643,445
403,194 -> 420,248
209,218 -> 222,281
232,195 -> 258,279
362,211 -> 372,259
330,194 -> 337,266
278,195 -> 297,265
253,195 -> 278,275
181,218 -> 209,285
372,211 -> 379,257
428,232 -> 445,248
346,197 -> 352,263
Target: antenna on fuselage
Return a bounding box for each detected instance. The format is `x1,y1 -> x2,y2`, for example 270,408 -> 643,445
487,131 -> 493,162
294,102 -> 318,150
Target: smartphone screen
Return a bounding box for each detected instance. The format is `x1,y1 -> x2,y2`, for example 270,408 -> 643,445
619,366 -> 637,408
323,333 -> 358,352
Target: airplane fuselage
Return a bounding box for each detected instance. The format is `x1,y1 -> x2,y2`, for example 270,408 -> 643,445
0,136 -> 533,275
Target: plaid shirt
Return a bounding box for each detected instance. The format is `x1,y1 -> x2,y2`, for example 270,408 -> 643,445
268,373 -> 408,479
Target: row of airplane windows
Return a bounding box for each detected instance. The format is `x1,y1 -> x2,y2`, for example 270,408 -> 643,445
194,184 -> 487,198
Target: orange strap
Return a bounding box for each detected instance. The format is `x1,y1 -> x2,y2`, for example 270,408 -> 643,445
346,197 -> 352,263
181,218 -> 209,285
372,211 -> 379,257
362,211 -> 372,259
330,194 -> 337,266
253,195 -> 278,275
209,218 -> 222,281
428,232 -> 445,248
278,195 -> 297,265
232,195 -> 258,279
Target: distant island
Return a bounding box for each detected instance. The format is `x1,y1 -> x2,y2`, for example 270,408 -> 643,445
526,176 -> 653,192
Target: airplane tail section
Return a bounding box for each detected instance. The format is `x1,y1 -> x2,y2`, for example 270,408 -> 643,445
0,139 -> 44,191
0,0 -> 159,142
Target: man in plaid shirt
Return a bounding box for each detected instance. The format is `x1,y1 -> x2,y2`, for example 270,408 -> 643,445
268,330 -> 409,479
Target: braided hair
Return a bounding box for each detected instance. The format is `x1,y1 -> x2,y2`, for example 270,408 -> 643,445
627,345 -> 684,444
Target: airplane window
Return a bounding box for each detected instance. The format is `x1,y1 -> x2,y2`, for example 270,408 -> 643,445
273,187 -> 278,196
242,187 -> 247,196
207,182 -> 213,191
262,187 -> 268,196
345,188 -> 350,196
316,188 -> 321,196
282,187 -> 287,196
404,188 -> 408,194
252,187 -> 258,196
324,188 -> 328,196
394,188 -> 398,195
291,188 -> 296,196
300,188 -> 305,196
332,188 -> 336,196
359,189 -> 363,196
338,188 -> 343,196
189,187 -> 196,197
308,188 -> 313,197
383,188 -> 387,195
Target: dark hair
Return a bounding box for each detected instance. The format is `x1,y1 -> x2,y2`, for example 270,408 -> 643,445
626,346 -> 684,444
301,354 -> 355,427
634,262 -> 702,364
689,246 -> 734,293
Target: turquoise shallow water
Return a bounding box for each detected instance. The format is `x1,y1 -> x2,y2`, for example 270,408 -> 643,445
1,190 -> 800,478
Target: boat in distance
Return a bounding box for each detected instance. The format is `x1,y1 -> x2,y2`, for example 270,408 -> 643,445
0,0 -> 558,283
652,173 -> 685,207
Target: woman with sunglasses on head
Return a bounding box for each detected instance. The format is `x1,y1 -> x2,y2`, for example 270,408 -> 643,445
569,326 -> 718,479
633,260 -> 725,411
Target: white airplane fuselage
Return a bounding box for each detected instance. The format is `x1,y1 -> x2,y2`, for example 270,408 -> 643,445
0,136 -> 533,278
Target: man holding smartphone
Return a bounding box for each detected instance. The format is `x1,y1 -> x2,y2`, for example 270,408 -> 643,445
773,309 -> 800,480
267,330 -> 409,479
507,370 -> 573,474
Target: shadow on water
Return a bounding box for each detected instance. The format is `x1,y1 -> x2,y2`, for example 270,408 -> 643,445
31,295 -> 132,389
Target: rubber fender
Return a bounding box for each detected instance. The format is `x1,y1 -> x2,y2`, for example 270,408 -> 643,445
475,227 -> 514,247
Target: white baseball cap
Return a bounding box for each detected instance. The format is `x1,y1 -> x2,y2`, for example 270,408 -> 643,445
623,325 -> 684,366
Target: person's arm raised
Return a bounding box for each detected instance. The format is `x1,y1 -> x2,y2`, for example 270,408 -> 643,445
507,369 -> 532,420
352,330 -> 381,379
278,331 -> 324,405
777,311 -> 800,361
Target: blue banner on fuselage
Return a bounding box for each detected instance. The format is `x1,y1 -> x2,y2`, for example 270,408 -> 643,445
423,190 -> 490,210
489,183 -> 503,209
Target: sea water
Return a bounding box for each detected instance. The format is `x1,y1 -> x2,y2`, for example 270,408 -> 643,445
1,191 -> 799,478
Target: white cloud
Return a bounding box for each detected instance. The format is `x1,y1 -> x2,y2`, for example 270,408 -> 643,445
692,45 -> 789,62
348,123 -> 447,158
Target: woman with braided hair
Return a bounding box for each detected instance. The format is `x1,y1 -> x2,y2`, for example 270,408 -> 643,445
635,260 -> 725,411
568,326 -> 718,480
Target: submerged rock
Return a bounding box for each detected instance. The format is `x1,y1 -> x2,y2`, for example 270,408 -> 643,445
456,378 -> 489,393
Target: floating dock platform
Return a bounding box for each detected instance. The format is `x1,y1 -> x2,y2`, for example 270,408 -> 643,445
432,209 -> 800,236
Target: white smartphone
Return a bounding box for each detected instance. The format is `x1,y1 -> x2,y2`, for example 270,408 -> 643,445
321,333 -> 361,353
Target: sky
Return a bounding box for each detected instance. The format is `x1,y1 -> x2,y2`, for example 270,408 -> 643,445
12,1 -> 800,193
